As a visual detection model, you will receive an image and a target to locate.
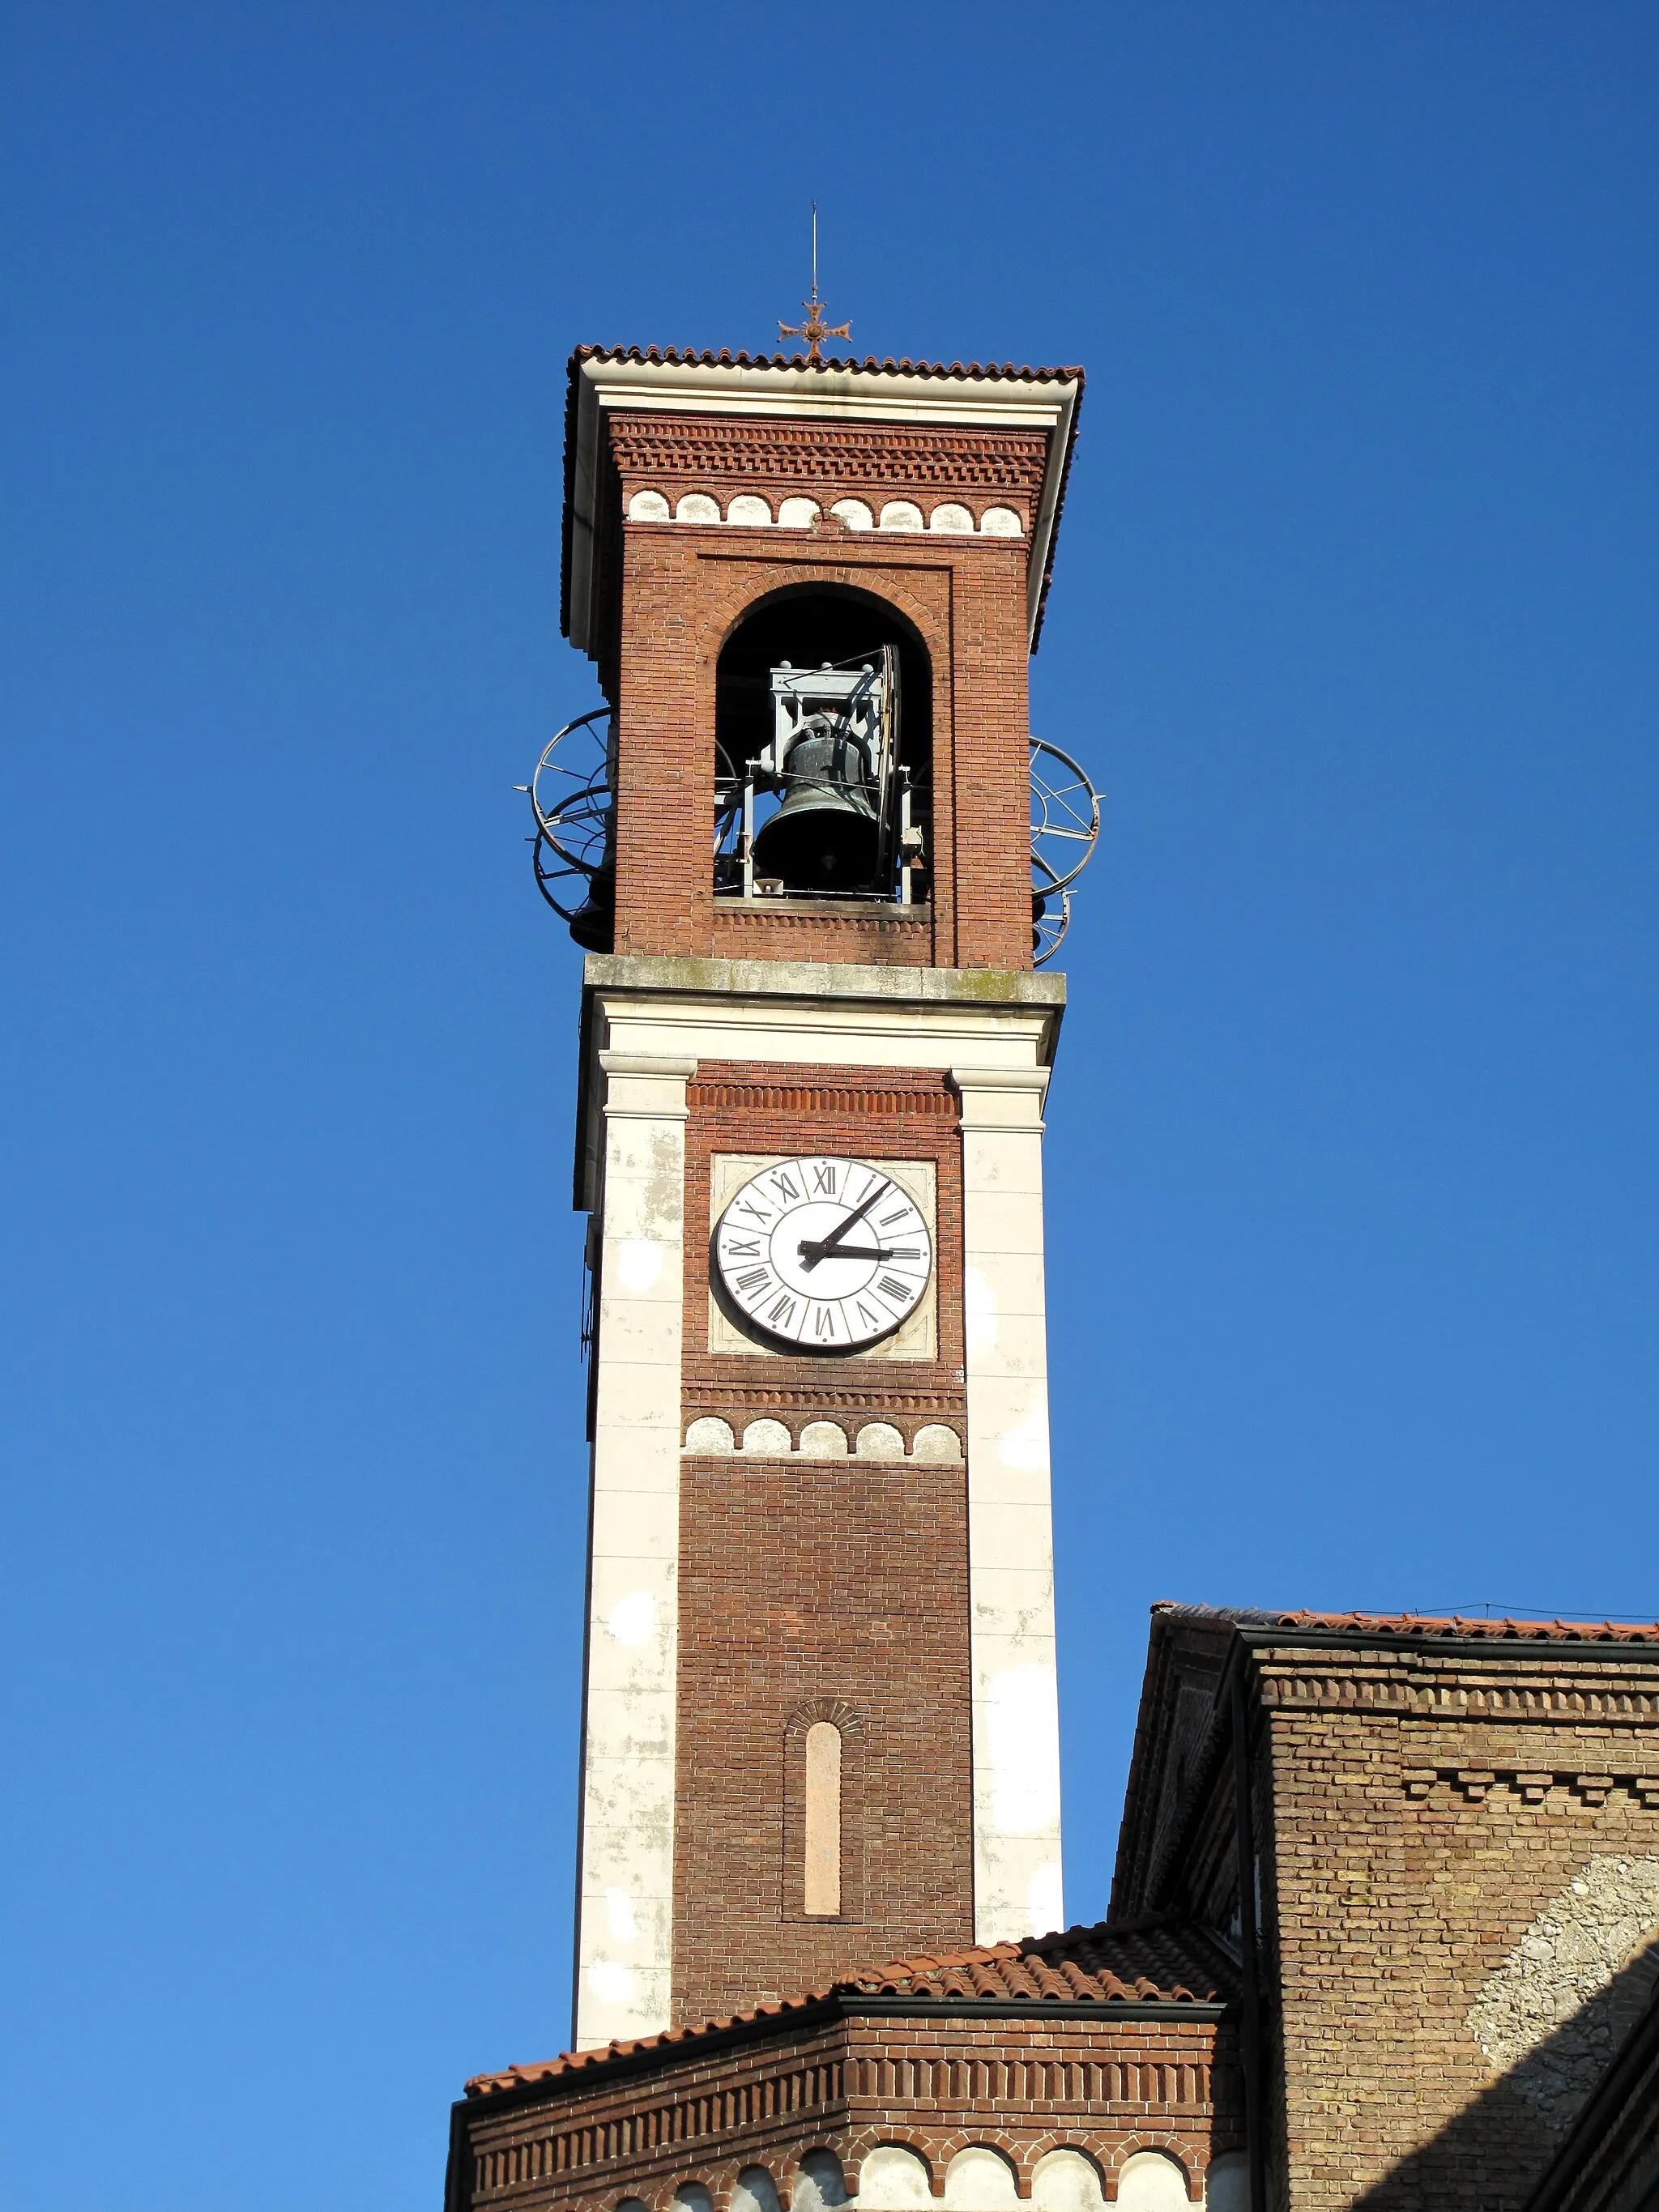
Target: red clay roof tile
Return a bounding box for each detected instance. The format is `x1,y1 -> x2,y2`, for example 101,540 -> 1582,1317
463,1916 -> 1233,2099
1153,1602 -> 1659,1645
569,343 -> 1083,382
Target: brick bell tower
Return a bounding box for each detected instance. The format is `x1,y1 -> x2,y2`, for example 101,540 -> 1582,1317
552,343 -> 1085,2054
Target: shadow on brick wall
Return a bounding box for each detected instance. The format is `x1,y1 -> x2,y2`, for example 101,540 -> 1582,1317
1350,1937 -> 1659,2212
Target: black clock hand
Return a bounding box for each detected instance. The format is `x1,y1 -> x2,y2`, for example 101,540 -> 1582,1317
796,1241 -> 894,1264
799,1178 -> 889,1272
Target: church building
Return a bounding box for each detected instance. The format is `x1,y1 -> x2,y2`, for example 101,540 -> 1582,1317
446,342 -> 1659,2212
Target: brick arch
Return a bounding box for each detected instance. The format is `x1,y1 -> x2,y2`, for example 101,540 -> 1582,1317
778,2142 -> 850,2212
784,1696 -> 866,1739
940,2142 -> 1023,2199
843,2131 -> 940,2197
915,2128 -> 1039,2197
692,563 -> 954,964
783,1698 -> 866,1924
698,568 -> 947,671
1103,2142 -> 1199,2205
701,2154 -> 794,2212
1021,2139 -> 1112,2197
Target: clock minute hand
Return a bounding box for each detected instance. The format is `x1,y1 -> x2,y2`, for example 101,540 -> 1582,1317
798,1178 -> 889,1272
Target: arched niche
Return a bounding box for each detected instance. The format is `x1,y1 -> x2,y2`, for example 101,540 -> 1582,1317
733,2168 -> 783,2212
857,2147 -> 933,2209
1201,2156 -> 1246,2212
714,583 -> 933,904
1115,2154 -> 1188,2212
943,2147 -> 1020,2207
793,2150 -> 848,2212
1030,2150 -> 1106,2211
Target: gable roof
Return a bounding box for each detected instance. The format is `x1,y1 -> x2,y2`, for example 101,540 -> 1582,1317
463,1914 -> 1235,2099
561,346 -> 1085,658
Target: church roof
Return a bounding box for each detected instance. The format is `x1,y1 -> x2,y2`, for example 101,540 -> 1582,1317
1154,1602 -> 1659,1645
463,1913 -> 1235,2099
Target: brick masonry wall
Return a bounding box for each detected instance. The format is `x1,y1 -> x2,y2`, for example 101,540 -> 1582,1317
602,408 -> 1040,971
672,1067 -> 974,2025
1248,1644 -> 1659,2212
672,1451 -> 975,2024
710,903 -> 936,971
458,2012 -> 1240,2212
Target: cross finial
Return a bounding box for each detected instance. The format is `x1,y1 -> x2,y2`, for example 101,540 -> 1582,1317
779,203 -> 851,364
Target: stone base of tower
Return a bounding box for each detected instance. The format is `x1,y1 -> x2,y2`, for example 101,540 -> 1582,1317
448,1920 -> 1242,2212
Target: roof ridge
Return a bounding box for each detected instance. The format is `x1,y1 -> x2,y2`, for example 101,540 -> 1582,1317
570,343 -> 1085,384
1150,1601 -> 1659,1643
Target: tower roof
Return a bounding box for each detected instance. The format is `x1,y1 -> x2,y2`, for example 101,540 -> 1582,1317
561,345 -> 1085,655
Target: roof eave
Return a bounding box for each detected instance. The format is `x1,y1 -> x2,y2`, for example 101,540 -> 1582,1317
459,1990 -> 1230,2112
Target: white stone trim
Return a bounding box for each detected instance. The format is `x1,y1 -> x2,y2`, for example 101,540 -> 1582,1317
680,1417 -> 962,1463
574,1050 -> 697,2051
625,488 -> 1027,540
952,1063 -> 1064,1945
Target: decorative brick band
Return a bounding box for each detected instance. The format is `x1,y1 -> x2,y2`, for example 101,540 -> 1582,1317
689,1080 -> 955,1119
607,411 -> 1049,496
1260,1665 -> 1659,1720
1401,1765 -> 1659,1807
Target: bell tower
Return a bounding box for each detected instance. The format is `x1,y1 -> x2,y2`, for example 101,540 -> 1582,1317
548,343 -> 1087,2053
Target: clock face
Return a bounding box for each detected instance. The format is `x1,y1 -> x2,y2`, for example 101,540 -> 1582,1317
712,1155 -> 933,1352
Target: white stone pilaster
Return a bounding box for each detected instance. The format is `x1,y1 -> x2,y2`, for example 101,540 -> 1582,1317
574,1051 -> 696,2050
953,1064 -> 1064,1946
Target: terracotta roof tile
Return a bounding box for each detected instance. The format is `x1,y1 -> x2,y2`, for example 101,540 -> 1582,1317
569,343 -> 1083,382
464,1915 -> 1233,2099
1154,1601 -> 1659,1646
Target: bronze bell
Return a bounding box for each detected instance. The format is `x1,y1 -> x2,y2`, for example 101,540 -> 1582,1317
750,713 -> 881,891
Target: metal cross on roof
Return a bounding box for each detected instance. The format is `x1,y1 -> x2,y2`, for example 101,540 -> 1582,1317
778,204 -> 851,364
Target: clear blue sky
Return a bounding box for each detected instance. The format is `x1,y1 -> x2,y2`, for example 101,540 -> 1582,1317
4,5 -> 1656,2206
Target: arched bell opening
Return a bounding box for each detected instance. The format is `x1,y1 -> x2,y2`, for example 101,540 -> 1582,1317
714,586 -> 932,905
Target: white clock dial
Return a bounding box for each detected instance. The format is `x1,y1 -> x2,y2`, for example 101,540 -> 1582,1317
713,1155 -> 932,1352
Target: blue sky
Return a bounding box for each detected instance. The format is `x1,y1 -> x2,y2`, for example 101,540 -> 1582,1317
3,4 -> 1656,2206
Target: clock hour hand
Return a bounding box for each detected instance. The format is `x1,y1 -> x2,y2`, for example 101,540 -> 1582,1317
796,1240 -> 894,1264
798,1178 -> 889,1272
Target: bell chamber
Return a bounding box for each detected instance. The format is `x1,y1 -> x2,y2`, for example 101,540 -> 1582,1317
748,652 -> 898,895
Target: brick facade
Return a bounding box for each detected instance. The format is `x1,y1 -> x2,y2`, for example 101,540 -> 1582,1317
673,1064 -> 973,2023
672,1452 -> 975,2024
1112,1609 -> 1659,2212
452,2004 -> 1240,2212
593,411 -> 1038,972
